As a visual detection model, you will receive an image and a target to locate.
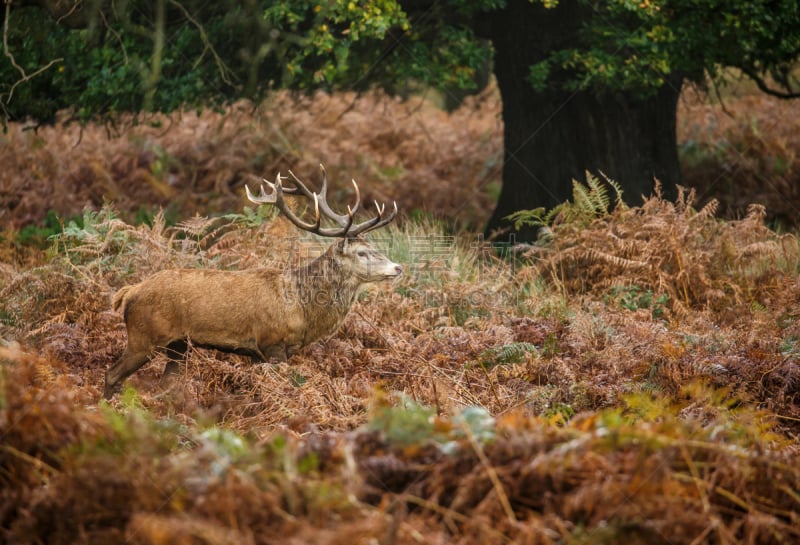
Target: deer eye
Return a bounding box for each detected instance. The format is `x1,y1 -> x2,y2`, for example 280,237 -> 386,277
357,250 -> 367,257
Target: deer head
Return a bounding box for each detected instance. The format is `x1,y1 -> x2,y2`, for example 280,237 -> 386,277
246,165 -> 402,281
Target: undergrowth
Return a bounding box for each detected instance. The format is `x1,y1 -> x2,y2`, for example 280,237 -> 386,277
518,175 -> 799,317
678,89 -> 800,227
1,187 -> 799,543
1,88 -> 800,544
0,89 -> 501,235
2,345 -> 798,544
4,84 -> 800,245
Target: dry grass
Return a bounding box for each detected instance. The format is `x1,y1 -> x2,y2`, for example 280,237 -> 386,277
514,177 -> 800,425
1,188 -> 799,433
3,83 -> 799,239
1,207 -> 521,431
2,179 -> 800,433
525,182 -> 799,315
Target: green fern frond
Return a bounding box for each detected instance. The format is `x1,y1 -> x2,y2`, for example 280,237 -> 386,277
506,207 -> 549,230
571,171 -> 618,218
572,177 -> 594,213
477,342 -> 538,368
506,172 -> 624,232
599,171 -> 626,209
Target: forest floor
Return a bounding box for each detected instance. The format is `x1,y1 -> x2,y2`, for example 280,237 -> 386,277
1,85 -> 799,544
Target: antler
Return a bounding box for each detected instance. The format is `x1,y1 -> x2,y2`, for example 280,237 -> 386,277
245,164 -> 397,238
289,165 -> 360,226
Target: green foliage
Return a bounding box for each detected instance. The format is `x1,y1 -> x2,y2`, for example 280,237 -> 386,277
221,205 -> 276,229
15,210 -> 68,248
1,0 -> 493,124
619,382 -> 783,448
543,402 -> 575,425
264,0 -> 409,87
527,59 -> 551,92
780,335 -> 800,358
476,342 -> 537,368
288,369 -> 308,387
607,285 -> 670,319
92,387 -> 184,455
1,2 -> 280,124
3,0 -> 798,125
268,1 -> 491,93
57,208 -> 129,257
368,393 -> 495,450
541,332 -> 561,357
530,0 -> 800,97
507,171 -> 624,231
368,393 -> 439,447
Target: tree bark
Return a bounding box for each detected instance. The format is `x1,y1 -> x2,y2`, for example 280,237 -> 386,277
478,0 -> 683,240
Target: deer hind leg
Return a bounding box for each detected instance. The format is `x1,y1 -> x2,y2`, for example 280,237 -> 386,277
104,347 -> 152,399
161,340 -> 188,382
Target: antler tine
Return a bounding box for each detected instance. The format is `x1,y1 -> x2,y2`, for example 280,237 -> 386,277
348,178 -> 361,216
346,200 -> 398,238
245,173 -> 280,204
312,164 -> 359,229
248,171 -> 358,237
286,169 -> 319,199
246,173 -> 326,233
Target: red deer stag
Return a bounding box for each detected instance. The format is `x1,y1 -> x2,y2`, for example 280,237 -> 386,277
104,166 -> 401,399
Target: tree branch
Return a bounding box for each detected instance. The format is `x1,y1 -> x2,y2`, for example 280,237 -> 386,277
142,0 -> 165,112
740,66 -> 800,100
1,0 -> 64,114
99,7 -> 128,65
168,0 -> 234,86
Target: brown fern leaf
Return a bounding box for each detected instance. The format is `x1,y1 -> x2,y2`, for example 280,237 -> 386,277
691,198 -> 719,222
175,214 -> 218,240
586,248 -> 648,269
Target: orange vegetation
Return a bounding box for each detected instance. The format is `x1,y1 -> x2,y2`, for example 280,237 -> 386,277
1,87 -> 800,544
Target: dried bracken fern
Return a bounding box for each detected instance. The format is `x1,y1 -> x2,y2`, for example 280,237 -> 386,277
678,90 -> 800,227
523,179 -> 800,315
5,346 -> 799,545
2,86 -> 800,545
0,89 -> 502,233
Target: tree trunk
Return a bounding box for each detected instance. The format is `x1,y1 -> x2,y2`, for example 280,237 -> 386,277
477,0 -> 684,240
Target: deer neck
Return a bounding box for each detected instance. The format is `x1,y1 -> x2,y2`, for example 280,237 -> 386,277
293,248 -> 361,338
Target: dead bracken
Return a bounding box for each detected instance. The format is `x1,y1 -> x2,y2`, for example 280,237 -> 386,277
1,89 -> 800,544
